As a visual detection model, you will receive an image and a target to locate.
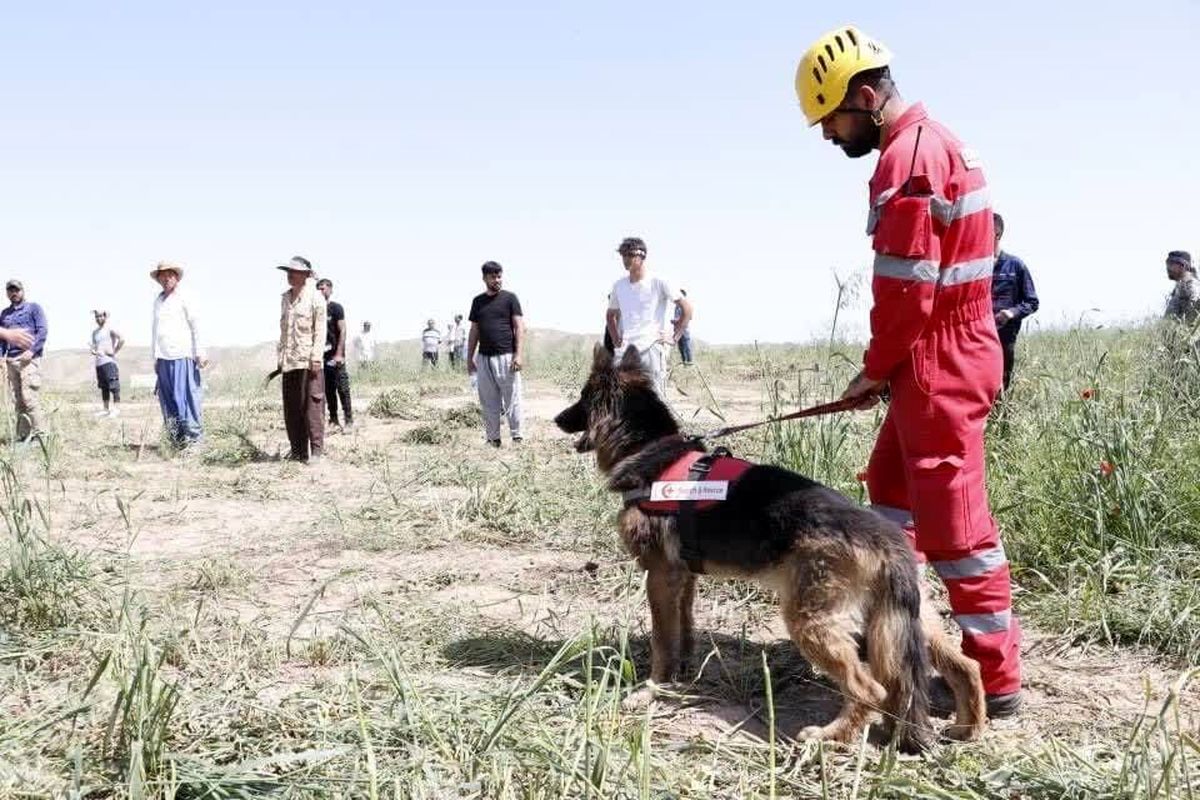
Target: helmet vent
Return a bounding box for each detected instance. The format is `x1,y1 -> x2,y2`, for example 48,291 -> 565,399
835,35 -> 845,52
845,28 -> 858,46
825,44 -> 835,61
816,93 -> 825,106
817,54 -> 827,72
811,67 -> 822,85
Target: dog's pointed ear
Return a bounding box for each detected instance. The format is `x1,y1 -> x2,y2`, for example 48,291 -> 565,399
618,345 -> 643,374
592,343 -> 613,371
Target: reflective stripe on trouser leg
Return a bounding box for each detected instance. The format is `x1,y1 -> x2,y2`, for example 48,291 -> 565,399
911,458 -> 1022,695
888,320 -> 1020,696
920,487 -> 1021,695
935,555 -> 1021,696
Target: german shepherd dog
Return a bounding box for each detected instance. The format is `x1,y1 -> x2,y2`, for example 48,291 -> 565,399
555,346 -> 987,752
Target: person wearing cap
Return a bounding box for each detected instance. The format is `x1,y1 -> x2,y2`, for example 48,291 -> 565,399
606,237 -> 692,398
316,277 -> 353,433
0,279 -> 49,442
992,214 -> 1040,392
151,261 -> 206,448
1164,251 -> 1199,324
89,309 -> 125,418
796,26 -> 1021,719
467,261 -> 525,446
421,319 -> 442,368
277,256 -> 326,463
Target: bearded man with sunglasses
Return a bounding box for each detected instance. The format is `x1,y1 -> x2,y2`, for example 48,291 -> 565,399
795,26 -> 1022,719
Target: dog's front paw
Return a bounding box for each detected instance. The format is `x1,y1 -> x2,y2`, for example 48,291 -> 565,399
797,722 -> 859,745
943,721 -> 984,742
622,680 -> 664,711
797,724 -> 826,741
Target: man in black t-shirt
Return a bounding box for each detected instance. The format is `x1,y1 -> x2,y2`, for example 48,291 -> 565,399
467,261 -> 525,446
317,278 -> 354,431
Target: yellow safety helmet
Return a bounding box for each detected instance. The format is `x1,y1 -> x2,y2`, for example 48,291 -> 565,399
795,26 -> 892,126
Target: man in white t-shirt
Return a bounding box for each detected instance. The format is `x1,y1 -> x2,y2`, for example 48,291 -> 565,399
353,321 -> 376,370
605,237 -> 693,397
90,309 -> 124,417
421,319 -> 442,368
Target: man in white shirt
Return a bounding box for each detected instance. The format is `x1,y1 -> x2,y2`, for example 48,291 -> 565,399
452,313 -> 468,368
605,237 -> 693,398
352,321 -> 376,370
421,319 -> 442,368
90,309 -> 124,417
150,261 -> 207,448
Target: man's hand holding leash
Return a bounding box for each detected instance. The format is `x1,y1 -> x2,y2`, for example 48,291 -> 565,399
840,370 -> 886,410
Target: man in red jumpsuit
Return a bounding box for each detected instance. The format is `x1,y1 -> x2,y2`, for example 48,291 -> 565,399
795,26 -> 1022,716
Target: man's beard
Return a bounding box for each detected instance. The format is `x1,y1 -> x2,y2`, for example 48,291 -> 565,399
833,119 -> 881,159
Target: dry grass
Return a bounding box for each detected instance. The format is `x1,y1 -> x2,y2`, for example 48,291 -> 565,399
1,330 -> 1198,798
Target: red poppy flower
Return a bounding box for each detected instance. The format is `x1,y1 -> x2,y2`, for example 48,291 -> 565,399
1099,460 -> 1114,477
1081,388 -> 1095,400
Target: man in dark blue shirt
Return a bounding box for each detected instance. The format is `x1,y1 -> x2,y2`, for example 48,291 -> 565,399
991,214 -> 1039,392
0,279 -> 49,441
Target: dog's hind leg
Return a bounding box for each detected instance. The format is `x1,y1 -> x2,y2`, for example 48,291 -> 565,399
784,608 -> 887,745
924,613 -> 986,741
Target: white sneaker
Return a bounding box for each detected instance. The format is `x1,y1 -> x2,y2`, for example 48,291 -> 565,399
94,410 -> 110,417
108,407 -> 121,419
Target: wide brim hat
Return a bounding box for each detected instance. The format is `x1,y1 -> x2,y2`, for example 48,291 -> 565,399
277,257 -> 314,273
150,261 -> 184,280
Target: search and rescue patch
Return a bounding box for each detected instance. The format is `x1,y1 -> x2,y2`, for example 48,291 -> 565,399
649,481 -> 729,502
960,147 -> 983,171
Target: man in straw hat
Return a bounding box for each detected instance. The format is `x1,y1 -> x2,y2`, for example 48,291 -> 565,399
150,262 -> 206,448
0,279 -> 48,443
277,256 -> 326,463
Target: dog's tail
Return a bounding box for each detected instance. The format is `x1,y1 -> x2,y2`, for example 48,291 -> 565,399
867,555 -> 934,754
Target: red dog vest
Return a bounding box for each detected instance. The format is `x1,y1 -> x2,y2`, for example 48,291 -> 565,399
623,449 -> 753,513
621,448 -> 753,574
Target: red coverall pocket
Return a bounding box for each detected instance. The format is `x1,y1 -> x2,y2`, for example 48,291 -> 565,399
873,194 -> 933,259
910,454 -> 972,552
910,338 -> 936,395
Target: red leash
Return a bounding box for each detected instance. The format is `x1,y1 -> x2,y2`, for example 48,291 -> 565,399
696,395 -> 866,440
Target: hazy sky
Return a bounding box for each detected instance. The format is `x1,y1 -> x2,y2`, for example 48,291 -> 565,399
2,1 -> 1196,350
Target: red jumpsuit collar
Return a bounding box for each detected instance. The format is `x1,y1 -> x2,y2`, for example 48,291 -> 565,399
881,102 -> 928,151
